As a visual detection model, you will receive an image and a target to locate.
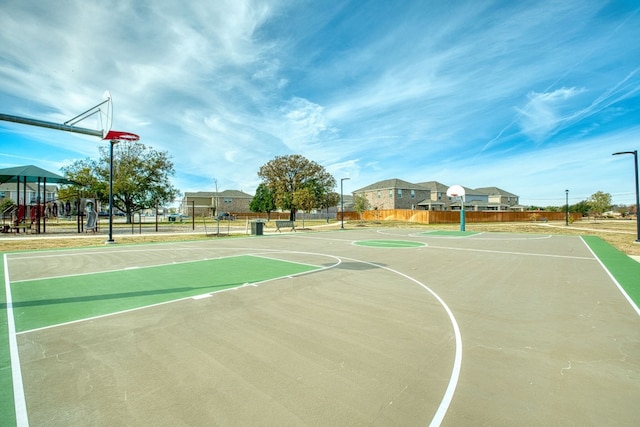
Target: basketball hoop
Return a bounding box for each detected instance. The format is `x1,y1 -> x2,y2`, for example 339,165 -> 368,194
103,130 -> 140,142
447,184 -> 466,232
446,185 -> 465,198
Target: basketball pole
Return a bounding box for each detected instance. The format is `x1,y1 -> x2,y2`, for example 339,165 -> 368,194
460,195 -> 466,232
107,140 -> 118,243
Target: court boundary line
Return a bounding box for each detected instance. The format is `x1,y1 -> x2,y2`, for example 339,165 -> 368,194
426,243 -> 594,260
3,254 -> 28,426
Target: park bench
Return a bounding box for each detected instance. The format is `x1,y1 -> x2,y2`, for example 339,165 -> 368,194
10,219 -> 33,233
275,220 -> 296,232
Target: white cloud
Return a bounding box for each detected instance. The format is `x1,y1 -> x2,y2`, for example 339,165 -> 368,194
517,87 -> 586,142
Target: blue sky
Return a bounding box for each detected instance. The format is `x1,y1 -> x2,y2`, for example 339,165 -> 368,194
1,0 -> 639,206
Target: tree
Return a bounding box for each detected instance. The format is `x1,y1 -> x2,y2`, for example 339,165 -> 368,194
257,154 -> 336,221
292,187 -> 316,228
589,191 -> 612,219
353,193 -> 369,222
60,141 -> 179,223
0,198 -> 16,215
571,200 -> 591,217
249,183 -> 276,220
320,191 -> 340,222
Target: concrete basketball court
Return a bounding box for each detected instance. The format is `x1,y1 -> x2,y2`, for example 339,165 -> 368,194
4,228 -> 640,426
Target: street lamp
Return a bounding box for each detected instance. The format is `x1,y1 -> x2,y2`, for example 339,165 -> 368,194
612,150 -> 640,243
340,177 -> 350,229
565,189 -> 569,226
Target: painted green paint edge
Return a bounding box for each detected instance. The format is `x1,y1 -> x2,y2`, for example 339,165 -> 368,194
582,235 -> 640,306
0,255 -> 17,427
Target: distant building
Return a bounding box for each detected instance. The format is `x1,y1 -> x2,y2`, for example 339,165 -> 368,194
0,182 -> 58,205
353,179 -> 522,211
182,190 -> 253,217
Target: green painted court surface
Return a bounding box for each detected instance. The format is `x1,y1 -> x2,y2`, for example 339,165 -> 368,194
582,235 -> 640,303
11,255 -> 319,332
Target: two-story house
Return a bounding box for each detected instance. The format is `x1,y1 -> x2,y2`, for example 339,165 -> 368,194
354,179 -> 521,211
182,190 -> 253,217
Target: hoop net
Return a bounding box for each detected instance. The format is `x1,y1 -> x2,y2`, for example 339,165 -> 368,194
103,130 -> 140,141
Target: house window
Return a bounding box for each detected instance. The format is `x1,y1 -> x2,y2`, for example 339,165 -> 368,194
389,189 -> 393,197
411,190 -> 415,199
438,192 -> 442,200
377,191 -> 381,198
398,189 -> 402,198
224,198 -> 232,204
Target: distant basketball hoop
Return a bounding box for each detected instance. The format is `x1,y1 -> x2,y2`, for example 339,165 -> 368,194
446,185 -> 465,199
447,185 -> 466,232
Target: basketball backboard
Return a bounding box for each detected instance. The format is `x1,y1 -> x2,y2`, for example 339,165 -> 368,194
446,185 -> 465,198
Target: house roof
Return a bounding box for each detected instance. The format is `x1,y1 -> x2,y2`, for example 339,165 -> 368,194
461,186 -> 488,196
475,186 -> 518,197
416,181 -> 449,192
354,178 -> 425,192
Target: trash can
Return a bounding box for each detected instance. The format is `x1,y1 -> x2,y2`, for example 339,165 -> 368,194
251,220 -> 264,236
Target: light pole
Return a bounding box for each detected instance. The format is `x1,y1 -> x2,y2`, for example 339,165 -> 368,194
612,150 -> 640,243
565,189 -> 569,226
340,177 -> 350,229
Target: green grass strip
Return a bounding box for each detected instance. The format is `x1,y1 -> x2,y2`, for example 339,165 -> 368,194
354,240 -> 425,248
582,235 -> 640,307
11,255 -> 318,332
0,255 -> 17,426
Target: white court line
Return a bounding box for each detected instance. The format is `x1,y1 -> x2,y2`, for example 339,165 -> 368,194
580,236 -> 640,316
427,244 -> 594,260
3,254 -> 29,426
335,255 -> 461,427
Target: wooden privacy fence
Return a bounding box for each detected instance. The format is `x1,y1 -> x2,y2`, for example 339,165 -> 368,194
342,209 -> 582,224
